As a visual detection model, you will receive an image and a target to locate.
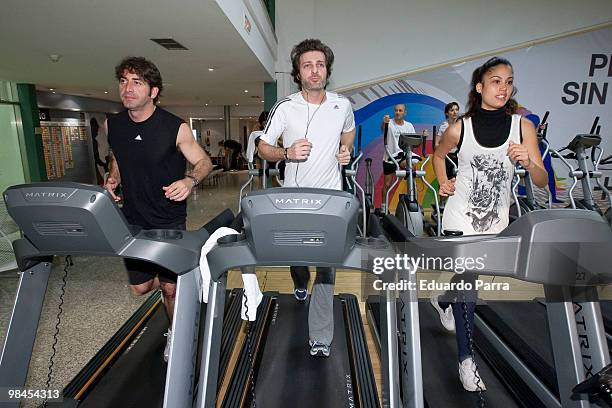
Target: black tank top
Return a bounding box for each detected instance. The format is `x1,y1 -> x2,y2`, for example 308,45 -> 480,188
108,108 -> 186,228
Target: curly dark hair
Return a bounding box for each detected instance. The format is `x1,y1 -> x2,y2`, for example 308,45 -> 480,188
114,56 -> 163,102
290,39 -> 334,90
464,57 -> 517,118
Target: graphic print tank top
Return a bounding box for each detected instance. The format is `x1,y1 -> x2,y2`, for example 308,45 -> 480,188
442,114 -> 521,235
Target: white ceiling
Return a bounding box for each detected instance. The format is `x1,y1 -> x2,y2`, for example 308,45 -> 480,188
0,0 -> 273,112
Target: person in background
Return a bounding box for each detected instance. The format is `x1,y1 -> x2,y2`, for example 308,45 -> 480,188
435,102 -> 460,179
380,104 -> 416,212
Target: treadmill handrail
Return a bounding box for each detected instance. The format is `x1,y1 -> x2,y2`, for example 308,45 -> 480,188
403,209 -> 612,286
205,236 -> 394,281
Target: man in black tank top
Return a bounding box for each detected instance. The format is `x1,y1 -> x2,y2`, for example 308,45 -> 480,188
104,57 -> 213,362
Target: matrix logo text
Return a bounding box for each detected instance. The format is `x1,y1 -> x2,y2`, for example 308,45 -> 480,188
275,198 -> 323,205
25,192 -> 69,199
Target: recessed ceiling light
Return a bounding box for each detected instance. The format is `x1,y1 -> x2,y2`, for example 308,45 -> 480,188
104,91 -> 108,94
205,103 -> 208,106
49,88 -> 54,91
208,68 -> 215,72
52,91 -> 56,94
235,103 -> 239,106
218,117 -> 223,120
261,100 -> 264,103
244,90 -> 248,93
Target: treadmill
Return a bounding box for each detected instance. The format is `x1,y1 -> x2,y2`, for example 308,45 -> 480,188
370,208 -> 612,407
473,293 -> 611,407
61,288 -> 243,407
0,182 -> 236,408
471,130 -> 612,407
221,292 -> 377,408
366,214 -> 523,407
197,188 -> 403,408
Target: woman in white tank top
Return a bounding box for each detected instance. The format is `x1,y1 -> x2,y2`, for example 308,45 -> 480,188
429,57 -> 548,392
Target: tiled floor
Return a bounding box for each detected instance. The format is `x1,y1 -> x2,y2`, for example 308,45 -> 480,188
0,171 -> 609,407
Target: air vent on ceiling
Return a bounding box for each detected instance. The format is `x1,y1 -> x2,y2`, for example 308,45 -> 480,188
150,38 -> 189,50
250,95 -> 262,99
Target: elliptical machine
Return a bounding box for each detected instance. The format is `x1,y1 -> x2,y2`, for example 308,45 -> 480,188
365,156 -> 374,212
428,155 -> 457,236
343,125 -> 369,236
509,111 -> 553,222
428,125 -> 459,236
239,131 -> 282,211
600,153 -> 612,225
383,122 -> 440,236
549,116 -> 612,227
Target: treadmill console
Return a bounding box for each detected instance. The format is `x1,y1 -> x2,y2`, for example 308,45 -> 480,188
241,188 -> 359,265
4,182 -> 132,255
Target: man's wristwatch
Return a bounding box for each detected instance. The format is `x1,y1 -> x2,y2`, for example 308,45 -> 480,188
186,175 -> 199,187
283,148 -> 289,160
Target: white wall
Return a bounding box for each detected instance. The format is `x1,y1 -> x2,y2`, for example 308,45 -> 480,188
215,0 -> 277,78
275,0 -> 612,93
202,120 -> 227,156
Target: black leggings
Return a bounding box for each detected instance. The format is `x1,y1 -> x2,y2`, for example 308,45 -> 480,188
437,273 -> 478,362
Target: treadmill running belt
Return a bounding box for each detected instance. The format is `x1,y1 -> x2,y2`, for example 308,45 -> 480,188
476,301 -> 557,396
419,304 -> 521,407
64,289 -> 242,408
80,305 -> 167,408
254,295 -> 355,408
366,297 -> 522,408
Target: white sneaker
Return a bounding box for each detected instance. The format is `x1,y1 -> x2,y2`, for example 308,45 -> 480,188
430,294 -> 455,332
163,329 -> 172,362
458,358 -> 486,392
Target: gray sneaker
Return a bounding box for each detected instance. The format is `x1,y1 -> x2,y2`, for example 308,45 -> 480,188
309,340 -> 330,357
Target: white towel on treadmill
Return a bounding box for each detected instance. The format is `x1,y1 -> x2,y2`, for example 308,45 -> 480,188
199,227 -> 262,321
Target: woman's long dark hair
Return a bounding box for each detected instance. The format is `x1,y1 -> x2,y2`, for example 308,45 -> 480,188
464,57 -> 518,118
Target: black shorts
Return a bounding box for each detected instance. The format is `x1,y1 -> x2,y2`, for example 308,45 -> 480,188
382,153 -> 406,175
124,222 -> 186,285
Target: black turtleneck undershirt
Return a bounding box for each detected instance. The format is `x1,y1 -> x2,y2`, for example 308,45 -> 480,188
457,106 -> 522,152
